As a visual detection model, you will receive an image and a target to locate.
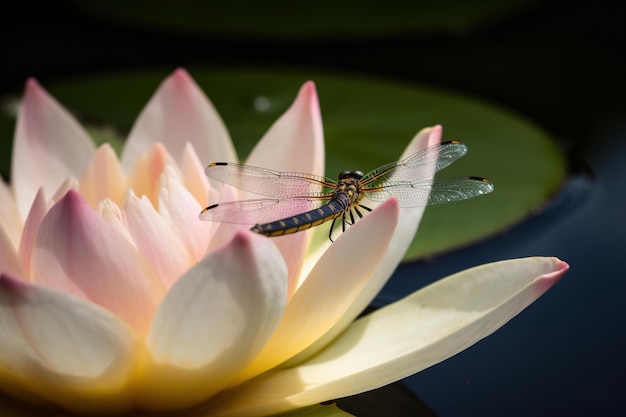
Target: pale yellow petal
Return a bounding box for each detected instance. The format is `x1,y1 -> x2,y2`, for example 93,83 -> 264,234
291,126 -> 441,362
126,143 -> 176,207
205,257 -> 568,417
229,198 -> 399,385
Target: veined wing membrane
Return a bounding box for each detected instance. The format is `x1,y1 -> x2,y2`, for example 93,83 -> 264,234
364,177 -> 494,207
199,197 -> 328,225
205,162 -> 336,198
361,141 -> 468,186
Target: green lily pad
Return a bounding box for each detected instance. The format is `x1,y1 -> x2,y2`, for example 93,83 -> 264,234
0,69 -> 566,260
71,0 -> 540,38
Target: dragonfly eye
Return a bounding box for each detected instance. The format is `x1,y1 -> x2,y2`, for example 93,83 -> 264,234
338,170 -> 364,180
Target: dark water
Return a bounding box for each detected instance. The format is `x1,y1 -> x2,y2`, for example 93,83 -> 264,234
364,122 -> 626,416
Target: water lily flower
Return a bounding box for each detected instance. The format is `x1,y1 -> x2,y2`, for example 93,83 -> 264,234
0,69 -> 568,417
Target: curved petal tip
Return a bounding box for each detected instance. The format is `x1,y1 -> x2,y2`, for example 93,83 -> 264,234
172,67 -> 191,79
300,81 -> 318,100
535,257 -> 569,294
25,77 -> 42,92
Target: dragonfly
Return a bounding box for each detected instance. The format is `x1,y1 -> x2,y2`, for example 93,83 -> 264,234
199,140 -> 494,241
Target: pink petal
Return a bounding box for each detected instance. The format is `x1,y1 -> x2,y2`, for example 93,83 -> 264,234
0,180 -> 22,249
139,231 -> 287,412
0,228 -> 26,280
201,185 -> 250,254
18,188 -> 49,277
30,190 -> 164,336
124,194 -> 194,287
12,79 -> 95,220
245,81 -> 326,294
97,198 -> 136,245
79,143 -> 127,208
180,142 -> 211,206
229,198 -> 400,385
0,273 -> 139,414
246,81 -> 325,177
159,174 -> 213,262
121,68 -> 237,173
50,177 -> 80,204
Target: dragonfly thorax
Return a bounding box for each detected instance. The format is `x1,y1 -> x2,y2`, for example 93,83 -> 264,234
338,170 -> 364,180
333,174 -> 365,208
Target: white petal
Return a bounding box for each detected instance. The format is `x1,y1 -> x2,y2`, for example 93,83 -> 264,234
159,174 -> 213,262
11,79 -> 95,220
121,68 -> 237,173
124,193 -> 193,287
292,126 -> 441,362
206,257 -> 568,417
138,231 -> 287,412
229,198 -> 399,385
0,274 -> 139,415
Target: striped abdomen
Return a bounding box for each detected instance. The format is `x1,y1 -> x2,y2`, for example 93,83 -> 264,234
251,194 -> 350,237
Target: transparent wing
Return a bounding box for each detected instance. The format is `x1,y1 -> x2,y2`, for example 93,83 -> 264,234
205,162 -> 336,198
199,197 -> 328,225
361,141 -> 468,186
364,177 -> 494,207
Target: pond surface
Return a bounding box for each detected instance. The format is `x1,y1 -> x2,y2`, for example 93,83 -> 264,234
364,122 -> 626,416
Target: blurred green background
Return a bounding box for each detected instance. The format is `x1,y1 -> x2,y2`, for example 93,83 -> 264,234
0,1 -> 576,260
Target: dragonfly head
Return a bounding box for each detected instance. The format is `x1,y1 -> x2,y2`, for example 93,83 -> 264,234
338,170 -> 364,181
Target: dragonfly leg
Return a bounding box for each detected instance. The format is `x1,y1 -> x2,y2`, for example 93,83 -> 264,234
348,209 -> 356,226
358,204 -> 372,213
329,217 -> 338,242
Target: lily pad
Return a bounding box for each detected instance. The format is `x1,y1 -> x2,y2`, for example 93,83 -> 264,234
0,69 -> 566,260
71,0 -> 540,38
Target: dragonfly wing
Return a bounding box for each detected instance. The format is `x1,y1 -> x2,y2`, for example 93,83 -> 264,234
425,177 -> 494,205
365,177 -> 494,207
361,141 -> 468,185
199,197 -> 327,225
205,163 -> 334,198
